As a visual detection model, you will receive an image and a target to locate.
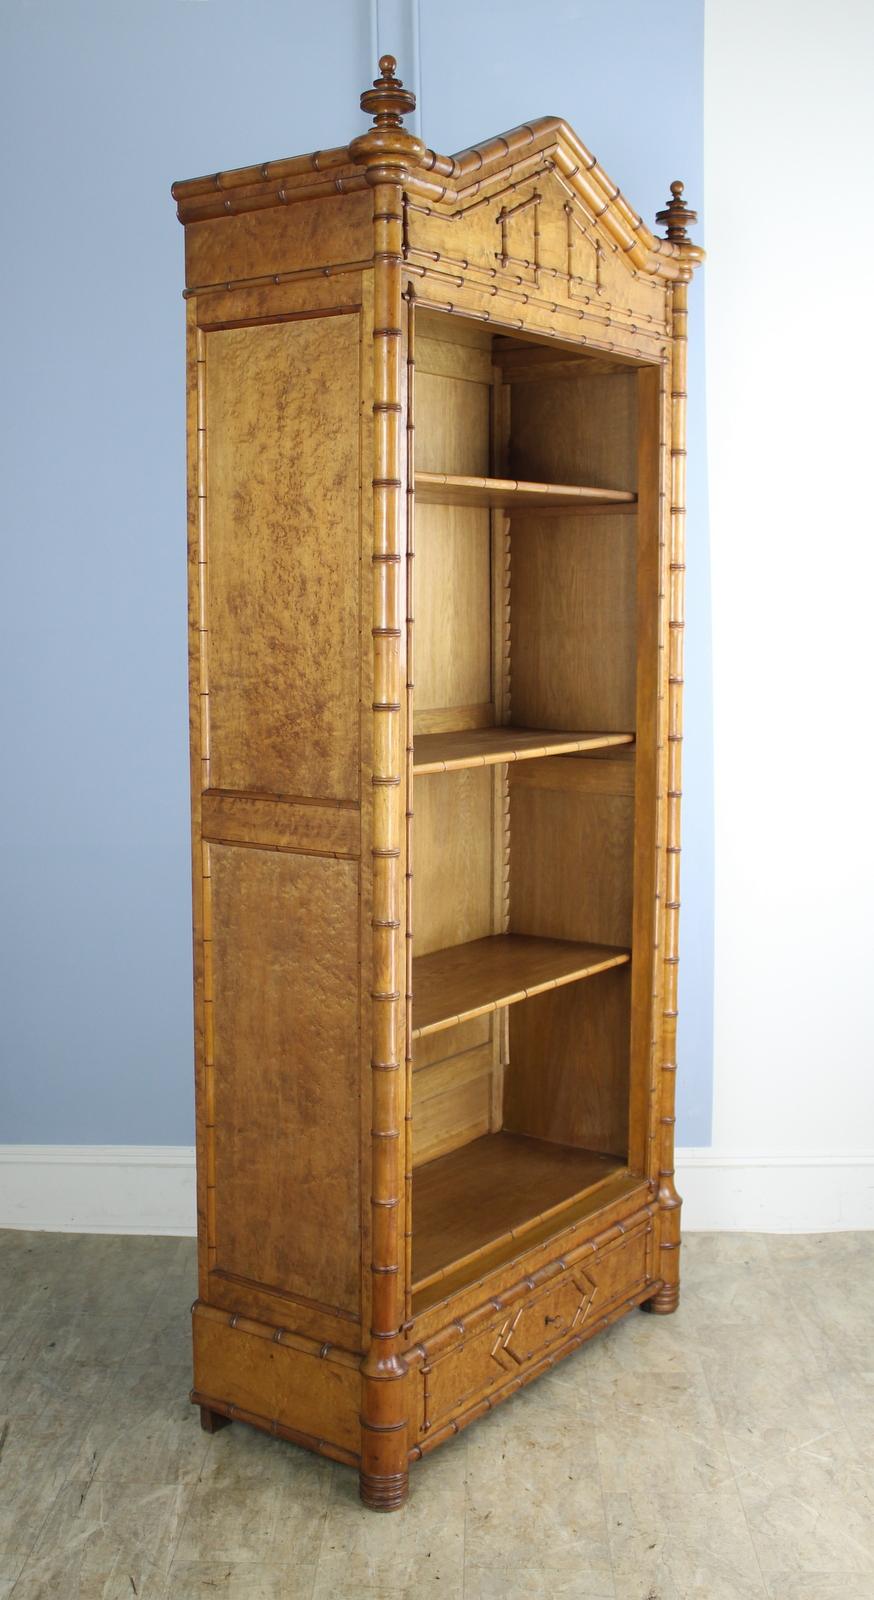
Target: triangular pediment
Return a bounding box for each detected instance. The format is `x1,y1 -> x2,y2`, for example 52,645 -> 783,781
412,117 -> 700,287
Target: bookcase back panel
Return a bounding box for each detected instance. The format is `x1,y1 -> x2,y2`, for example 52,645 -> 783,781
510,515 -> 637,732
203,312 -> 361,801
413,768 -> 494,956
507,370 -> 638,492
503,966 -> 631,1156
208,843 -> 361,1316
413,502 -> 492,724
508,757 -> 635,949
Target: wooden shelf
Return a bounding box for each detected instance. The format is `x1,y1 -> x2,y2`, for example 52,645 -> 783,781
415,471 -> 637,511
412,933 -> 630,1039
412,1131 -> 626,1295
413,726 -> 634,775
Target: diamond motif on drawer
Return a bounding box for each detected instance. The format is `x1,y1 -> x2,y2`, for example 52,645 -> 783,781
491,1271 -> 596,1370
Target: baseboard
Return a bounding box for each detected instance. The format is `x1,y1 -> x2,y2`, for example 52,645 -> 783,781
0,1146 -> 197,1235
676,1149 -> 874,1232
1,1145 -> 873,1235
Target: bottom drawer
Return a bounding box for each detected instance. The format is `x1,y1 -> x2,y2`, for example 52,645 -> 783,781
417,1218 -> 650,1434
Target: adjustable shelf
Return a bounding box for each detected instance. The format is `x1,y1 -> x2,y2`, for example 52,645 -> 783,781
412,1132 -> 629,1302
411,933 -> 630,1039
415,471 -> 637,511
413,726 -> 634,775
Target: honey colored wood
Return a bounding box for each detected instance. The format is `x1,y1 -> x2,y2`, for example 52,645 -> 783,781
412,766 -> 493,957
203,314 -> 362,802
415,471 -> 636,510
504,963 -> 631,1154
411,1039 -> 493,1165
412,1131 -> 625,1292
174,54 -> 701,1510
413,727 -> 633,774
411,933 -> 630,1038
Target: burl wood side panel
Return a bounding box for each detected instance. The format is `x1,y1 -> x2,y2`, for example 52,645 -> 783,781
204,313 -> 361,801
185,191 -> 373,290
192,1307 -> 360,1456
208,844 -> 361,1316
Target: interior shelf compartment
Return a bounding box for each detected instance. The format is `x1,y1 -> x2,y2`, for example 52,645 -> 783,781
411,933 -> 630,1039
411,1130 -> 628,1297
415,471 -> 637,511
413,727 -> 634,776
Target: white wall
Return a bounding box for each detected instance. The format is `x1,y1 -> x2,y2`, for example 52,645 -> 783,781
705,0 -> 874,1189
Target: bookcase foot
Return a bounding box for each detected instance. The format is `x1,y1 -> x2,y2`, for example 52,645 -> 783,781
642,1283 -> 680,1315
359,1468 -> 409,1512
199,1405 -> 232,1434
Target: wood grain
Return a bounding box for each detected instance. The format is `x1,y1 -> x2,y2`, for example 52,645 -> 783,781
412,1131 -> 624,1290
174,55 -> 702,1502
412,933 -> 630,1038
204,313 -> 361,801
412,502 -> 491,721
413,727 -> 633,775
412,766 -> 493,957
511,513 -> 638,732
415,472 -> 636,509
504,964 -> 631,1155
209,843 -> 361,1316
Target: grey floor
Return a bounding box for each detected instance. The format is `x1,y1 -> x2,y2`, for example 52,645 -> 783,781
1,1231 -> 873,1599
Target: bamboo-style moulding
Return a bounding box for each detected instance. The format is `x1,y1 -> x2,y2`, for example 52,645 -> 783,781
173,51 -> 702,1510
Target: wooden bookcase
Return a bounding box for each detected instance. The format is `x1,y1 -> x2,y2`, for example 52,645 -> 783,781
172,56 -> 703,1509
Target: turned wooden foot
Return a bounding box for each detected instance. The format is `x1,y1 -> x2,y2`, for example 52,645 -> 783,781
642,1282 -> 680,1315
199,1404 -> 232,1434
359,1468 -> 409,1511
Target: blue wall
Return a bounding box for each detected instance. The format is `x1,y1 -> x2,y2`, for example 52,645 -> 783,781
0,1 -> 711,1145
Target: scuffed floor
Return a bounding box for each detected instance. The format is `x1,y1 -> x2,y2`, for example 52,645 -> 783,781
1,1228 -> 873,1598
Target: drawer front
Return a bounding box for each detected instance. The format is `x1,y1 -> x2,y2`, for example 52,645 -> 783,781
419,1221 -> 649,1433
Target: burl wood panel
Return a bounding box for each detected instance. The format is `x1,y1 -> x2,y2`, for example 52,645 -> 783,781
504,964 -> 631,1156
184,191 -> 373,291
204,312 -> 361,800
511,515 -> 638,732
192,1305 -> 360,1456
209,843 -> 361,1316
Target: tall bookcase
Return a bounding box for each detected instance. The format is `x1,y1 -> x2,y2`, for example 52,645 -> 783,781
172,55 -> 703,1509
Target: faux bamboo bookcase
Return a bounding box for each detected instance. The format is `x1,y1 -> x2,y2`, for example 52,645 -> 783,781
172,56 -> 703,1510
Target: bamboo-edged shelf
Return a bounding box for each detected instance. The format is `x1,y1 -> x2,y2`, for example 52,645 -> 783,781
413,726 -> 634,775
411,933 -> 630,1039
415,471 -> 637,511
412,1132 -> 628,1298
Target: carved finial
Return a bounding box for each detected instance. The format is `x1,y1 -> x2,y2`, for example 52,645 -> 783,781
360,53 -> 416,128
656,181 -> 698,244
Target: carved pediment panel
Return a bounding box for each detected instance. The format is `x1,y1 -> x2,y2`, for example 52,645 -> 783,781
405,166 -> 668,336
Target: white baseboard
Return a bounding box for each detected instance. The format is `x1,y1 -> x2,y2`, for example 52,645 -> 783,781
676,1149 -> 874,1232
1,1145 -> 873,1236
0,1146 -> 197,1235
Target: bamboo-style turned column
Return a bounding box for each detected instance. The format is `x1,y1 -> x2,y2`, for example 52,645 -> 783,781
645,183 -> 697,1314
350,56 -> 425,1511
403,283 -> 416,1325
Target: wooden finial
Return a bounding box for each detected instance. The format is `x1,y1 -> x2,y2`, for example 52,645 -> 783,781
360,54 -> 417,128
656,181 -> 697,244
